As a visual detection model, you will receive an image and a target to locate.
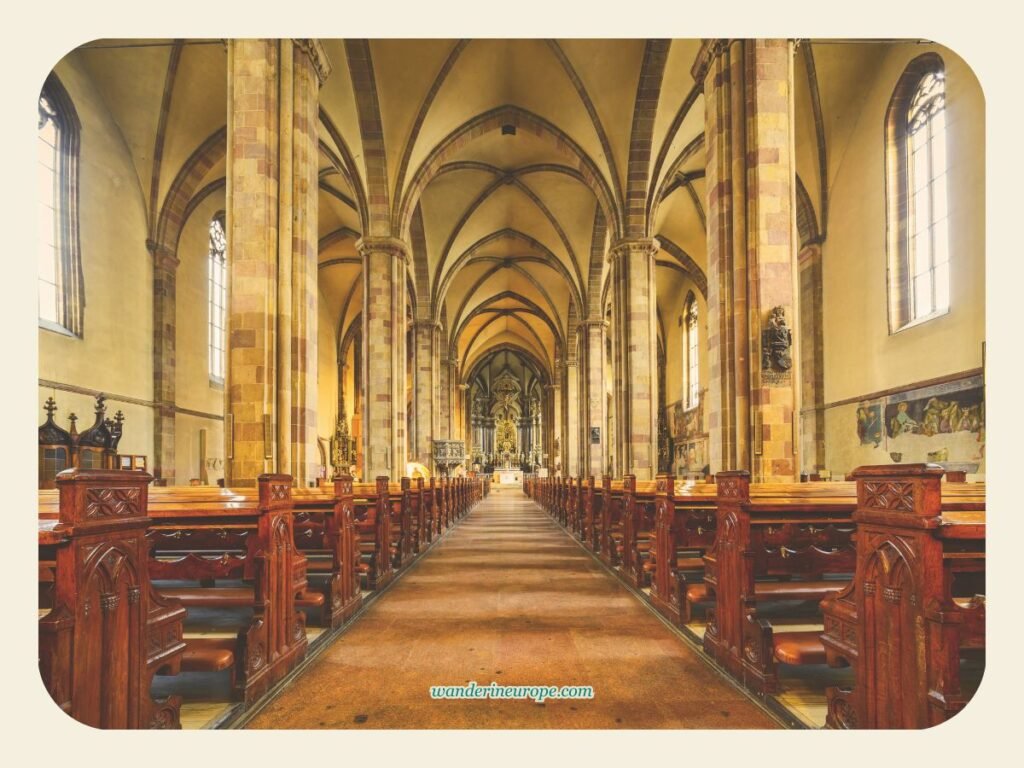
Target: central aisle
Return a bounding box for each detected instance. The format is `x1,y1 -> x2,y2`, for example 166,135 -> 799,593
246,487 -> 778,729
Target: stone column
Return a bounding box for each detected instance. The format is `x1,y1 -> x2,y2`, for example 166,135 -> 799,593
581,319 -> 608,478
150,244 -> 178,484
609,239 -> 659,480
695,39 -> 799,482
359,236 -> 409,479
224,39 -> 327,487
550,376 -> 562,475
282,40 -> 327,487
225,39 -> 329,487
542,383 -> 554,471
458,383 -> 470,445
438,353 -> 451,438
446,356 -> 460,440
565,358 -> 580,477
799,244 -> 825,472
411,320 -> 440,469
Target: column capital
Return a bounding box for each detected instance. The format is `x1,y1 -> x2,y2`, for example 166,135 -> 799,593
147,239 -> 180,271
691,38 -> 732,84
356,236 -> 410,264
608,237 -> 660,263
580,318 -> 610,331
411,318 -> 443,332
293,39 -> 333,86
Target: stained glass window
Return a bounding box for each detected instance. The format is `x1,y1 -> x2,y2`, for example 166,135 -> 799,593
208,216 -> 227,382
685,295 -> 699,409
906,71 -> 949,320
38,94 -> 60,324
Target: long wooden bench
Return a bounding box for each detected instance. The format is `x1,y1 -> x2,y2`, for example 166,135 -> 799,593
292,475 -> 363,628
142,475 -> 309,705
409,477 -> 428,554
565,477 -> 579,537
389,480 -> 414,570
581,476 -> 602,552
615,476 -> 659,589
38,469 -> 187,728
353,477 -> 393,590
598,476 -> 625,567
649,473 -> 718,625
820,465 -> 985,729
701,471 -> 858,694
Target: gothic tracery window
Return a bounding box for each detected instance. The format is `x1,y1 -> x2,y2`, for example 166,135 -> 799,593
208,215 -> 227,383
38,75 -> 82,335
684,293 -> 699,409
887,55 -> 950,331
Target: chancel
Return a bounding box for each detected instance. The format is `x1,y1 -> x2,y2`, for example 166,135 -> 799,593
35,37 -> 985,731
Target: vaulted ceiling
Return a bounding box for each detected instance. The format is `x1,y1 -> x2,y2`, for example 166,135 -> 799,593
59,38 -> 859,383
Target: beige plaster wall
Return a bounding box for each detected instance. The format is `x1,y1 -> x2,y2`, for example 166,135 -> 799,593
173,192 -> 227,483
38,52 -> 154,460
658,273 -> 709,476
819,43 -> 984,477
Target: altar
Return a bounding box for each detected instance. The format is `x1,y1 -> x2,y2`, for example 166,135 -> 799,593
493,469 -> 523,486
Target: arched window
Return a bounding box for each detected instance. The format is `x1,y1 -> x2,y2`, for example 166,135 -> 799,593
208,215 -> 227,383
38,74 -> 82,335
887,54 -> 949,331
684,293 -> 699,409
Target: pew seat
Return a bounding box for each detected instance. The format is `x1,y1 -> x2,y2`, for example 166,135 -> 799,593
297,591 -> 327,610
687,579 -> 844,607
161,585 -> 254,608
181,639 -> 236,673
644,555 -> 704,575
773,631 -> 828,666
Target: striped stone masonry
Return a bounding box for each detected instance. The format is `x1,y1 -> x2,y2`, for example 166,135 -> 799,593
698,39 -> 799,482
609,238 -> 659,481
412,320 -> 441,469
359,236 -> 409,479
151,245 -> 179,483
225,39 -> 328,487
564,358 -> 580,477
581,319 -> 608,477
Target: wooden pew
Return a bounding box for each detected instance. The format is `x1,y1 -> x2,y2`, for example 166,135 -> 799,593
390,479 -> 414,569
820,465 -> 985,729
701,471 -> 858,695
142,475 -> 309,705
440,477 -> 451,531
291,475 -> 363,628
649,473 -> 718,625
597,476 -> 625,567
616,476 -> 659,589
410,477 -> 428,553
38,469 -> 187,728
353,477 -> 393,590
429,477 -> 442,538
565,477 -> 578,536
558,477 -> 568,526
582,476 -> 601,551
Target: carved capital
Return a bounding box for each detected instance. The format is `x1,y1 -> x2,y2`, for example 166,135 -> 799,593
411,319 -> 442,333
147,239 -> 180,272
608,237 -> 660,264
293,39 -> 333,86
356,236 -> 410,265
691,38 -> 732,85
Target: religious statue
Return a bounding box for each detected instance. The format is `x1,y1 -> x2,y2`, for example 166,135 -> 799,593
761,305 -> 793,372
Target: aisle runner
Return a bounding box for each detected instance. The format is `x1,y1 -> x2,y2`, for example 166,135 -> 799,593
246,490 -> 778,729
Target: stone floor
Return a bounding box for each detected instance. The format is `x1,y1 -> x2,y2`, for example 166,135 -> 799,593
245,486 -> 780,729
